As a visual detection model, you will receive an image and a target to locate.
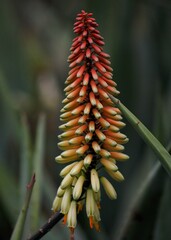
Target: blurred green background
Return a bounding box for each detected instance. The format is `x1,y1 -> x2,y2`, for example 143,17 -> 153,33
0,0 -> 171,239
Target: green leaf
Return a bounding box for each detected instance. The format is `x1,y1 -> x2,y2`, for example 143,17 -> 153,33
109,94 -> 171,177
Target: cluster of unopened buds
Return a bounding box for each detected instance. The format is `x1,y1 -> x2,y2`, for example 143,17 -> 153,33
52,10 -> 129,237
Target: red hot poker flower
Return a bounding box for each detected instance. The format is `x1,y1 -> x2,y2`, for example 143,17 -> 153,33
52,10 -> 129,236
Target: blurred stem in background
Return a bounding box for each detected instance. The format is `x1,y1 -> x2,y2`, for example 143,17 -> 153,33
20,115 -> 32,205
30,114 -> 46,231
10,174 -> 36,240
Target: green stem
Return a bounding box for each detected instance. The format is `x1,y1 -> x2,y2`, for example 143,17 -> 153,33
10,174 -> 36,240
109,94 -> 171,177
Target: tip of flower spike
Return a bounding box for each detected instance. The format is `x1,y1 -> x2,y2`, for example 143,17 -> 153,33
81,9 -> 86,14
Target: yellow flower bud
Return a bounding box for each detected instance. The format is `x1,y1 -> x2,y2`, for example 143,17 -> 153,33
61,187 -> 72,214
84,154 -> 93,167
55,155 -> 78,164
61,173 -> 74,189
94,202 -> 101,222
96,99 -> 103,110
61,149 -> 77,158
108,125 -> 120,132
73,175 -> 85,200
52,196 -> 62,212
93,190 -> 101,205
92,141 -> 101,153
58,140 -> 70,150
85,132 -> 93,142
106,170 -> 125,182
71,105 -> 85,115
100,158 -> 118,171
95,129 -> 106,141
86,188 -> 95,217
69,136 -> 84,145
89,121 -> 95,132
78,115 -> 88,124
67,201 -> 77,228
110,152 -> 129,161
92,108 -> 101,119
112,144 -> 125,151
91,169 -> 100,193
70,160 -> 84,176
58,130 -> 76,140
72,177 -> 77,186
65,117 -> 80,128
75,125 -> 87,135
100,177 -> 117,199
60,162 -> 77,177
76,145 -> 89,156
99,149 -> 111,158
60,111 -> 72,119
98,117 -> 110,129
104,137 -> 117,147
84,103 -> 91,115
57,186 -> 65,197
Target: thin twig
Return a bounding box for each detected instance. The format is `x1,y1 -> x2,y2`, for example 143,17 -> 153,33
27,181 -> 90,240
27,212 -> 64,240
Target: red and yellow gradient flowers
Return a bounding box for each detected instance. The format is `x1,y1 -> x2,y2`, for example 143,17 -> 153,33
52,10 -> 129,234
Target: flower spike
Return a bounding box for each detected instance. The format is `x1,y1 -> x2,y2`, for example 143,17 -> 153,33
52,9 -> 129,237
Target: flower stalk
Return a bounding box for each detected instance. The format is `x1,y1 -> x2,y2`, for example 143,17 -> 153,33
53,9 -> 129,237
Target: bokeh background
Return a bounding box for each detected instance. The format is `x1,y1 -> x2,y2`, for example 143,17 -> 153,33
0,0 -> 171,239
